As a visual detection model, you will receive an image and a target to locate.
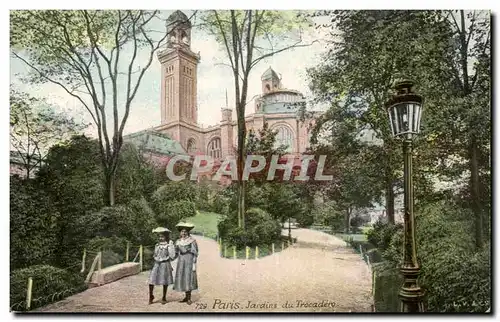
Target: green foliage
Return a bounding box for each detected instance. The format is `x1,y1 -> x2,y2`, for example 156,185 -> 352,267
313,201 -> 344,232
10,265 -> 87,311
10,88 -> 87,177
151,181 -> 197,229
153,181 -> 197,204
33,135 -> 104,267
115,143 -> 163,204
366,220 -> 402,254
154,199 -> 196,229
373,265 -> 402,312
10,177 -> 59,270
415,200 -> 489,312
219,207 -> 281,248
371,198 -> 491,312
202,10 -> 311,57
85,236 -> 128,257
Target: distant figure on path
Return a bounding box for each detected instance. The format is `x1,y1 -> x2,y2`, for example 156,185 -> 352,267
148,228 -> 176,305
174,222 -> 198,305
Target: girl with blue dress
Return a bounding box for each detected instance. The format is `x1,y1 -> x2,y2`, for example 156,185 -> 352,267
148,229 -> 176,304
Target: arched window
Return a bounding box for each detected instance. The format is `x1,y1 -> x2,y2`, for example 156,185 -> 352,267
208,137 -> 222,159
187,138 -> 196,153
274,125 -> 293,152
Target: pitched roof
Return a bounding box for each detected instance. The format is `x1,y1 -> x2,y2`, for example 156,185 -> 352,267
123,130 -> 187,156
261,66 -> 280,80
167,10 -> 191,25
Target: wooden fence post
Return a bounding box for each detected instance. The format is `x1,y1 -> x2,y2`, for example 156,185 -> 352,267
98,251 -> 102,285
272,243 -> 275,254
26,277 -> 33,310
126,241 -> 130,262
224,245 -> 227,257
282,241 -> 285,250
233,246 -> 236,259
287,240 -> 290,248
255,246 -> 259,259
245,246 -> 249,260
139,245 -> 143,271
81,248 -> 86,273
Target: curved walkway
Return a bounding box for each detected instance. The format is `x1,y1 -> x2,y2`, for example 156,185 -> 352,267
37,229 -> 373,312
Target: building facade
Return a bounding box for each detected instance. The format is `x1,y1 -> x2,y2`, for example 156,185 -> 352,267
128,10 -> 315,161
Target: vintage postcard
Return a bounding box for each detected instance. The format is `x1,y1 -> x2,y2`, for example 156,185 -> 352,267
9,8 -> 491,314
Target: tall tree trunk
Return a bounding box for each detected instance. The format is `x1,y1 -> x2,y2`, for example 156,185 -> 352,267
344,206 -> 351,233
236,102 -> 247,229
385,173 -> 395,224
469,136 -> 483,249
104,171 -> 116,206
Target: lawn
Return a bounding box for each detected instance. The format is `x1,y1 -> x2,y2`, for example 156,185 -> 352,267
185,210 -> 222,240
334,233 -> 368,242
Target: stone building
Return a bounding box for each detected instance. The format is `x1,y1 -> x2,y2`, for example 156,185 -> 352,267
125,10 -> 316,167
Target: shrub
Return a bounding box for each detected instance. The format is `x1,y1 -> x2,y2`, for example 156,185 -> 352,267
366,220 -> 402,253
375,199 -> 491,312
220,208 -> 281,248
142,247 -> 155,271
415,200 -> 489,312
10,265 -> 87,311
10,178 -> 59,270
127,197 -> 157,246
296,212 -> 314,228
211,193 -> 229,214
373,264 -> 402,312
155,200 -> 196,229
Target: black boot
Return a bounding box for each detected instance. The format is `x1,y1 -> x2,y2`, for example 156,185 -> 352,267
149,285 -> 154,304
161,286 -> 168,304
180,292 -> 188,303
186,291 -> 192,305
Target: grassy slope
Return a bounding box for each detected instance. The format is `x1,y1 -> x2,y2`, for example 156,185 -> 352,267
185,211 -> 222,239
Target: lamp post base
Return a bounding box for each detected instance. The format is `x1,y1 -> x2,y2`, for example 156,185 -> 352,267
399,266 -> 425,312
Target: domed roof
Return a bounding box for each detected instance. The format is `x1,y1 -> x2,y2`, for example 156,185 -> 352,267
167,10 -> 191,26
261,66 -> 280,80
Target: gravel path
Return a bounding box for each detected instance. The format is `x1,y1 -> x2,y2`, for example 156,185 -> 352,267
37,229 -> 373,313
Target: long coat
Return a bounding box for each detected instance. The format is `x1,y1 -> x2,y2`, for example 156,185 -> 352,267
148,241 -> 177,286
173,237 -> 198,292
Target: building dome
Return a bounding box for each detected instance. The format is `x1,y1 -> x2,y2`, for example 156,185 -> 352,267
261,66 -> 280,81
167,10 -> 191,26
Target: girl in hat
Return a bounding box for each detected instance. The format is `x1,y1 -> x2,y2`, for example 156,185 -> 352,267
173,222 -> 198,305
148,229 -> 176,304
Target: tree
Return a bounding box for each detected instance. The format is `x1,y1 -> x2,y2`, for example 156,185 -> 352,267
10,88 -> 87,178
439,10 -> 490,249
245,122 -> 288,183
306,10 -> 455,224
114,143 -> 163,204
10,10 -> 195,206
202,10 -> 314,228
35,135 -> 104,267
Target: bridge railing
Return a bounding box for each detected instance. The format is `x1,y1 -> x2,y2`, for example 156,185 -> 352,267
10,242 -> 155,312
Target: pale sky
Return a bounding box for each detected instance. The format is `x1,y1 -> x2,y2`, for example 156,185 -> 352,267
10,10 -> 330,137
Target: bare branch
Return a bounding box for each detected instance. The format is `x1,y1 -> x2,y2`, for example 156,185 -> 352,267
214,10 -> 236,71
11,52 -> 98,126
250,39 -> 318,69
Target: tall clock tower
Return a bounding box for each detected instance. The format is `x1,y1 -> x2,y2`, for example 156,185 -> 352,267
158,10 -> 200,127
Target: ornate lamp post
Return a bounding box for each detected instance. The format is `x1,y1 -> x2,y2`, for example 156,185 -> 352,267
385,80 -> 425,313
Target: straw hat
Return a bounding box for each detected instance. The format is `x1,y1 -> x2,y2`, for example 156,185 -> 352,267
152,227 -> 171,233
175,222 -> 195,231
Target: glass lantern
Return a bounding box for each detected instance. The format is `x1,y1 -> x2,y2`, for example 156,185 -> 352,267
386,80 -> 424,138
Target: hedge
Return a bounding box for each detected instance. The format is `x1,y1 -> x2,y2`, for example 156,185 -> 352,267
10,265 -> 87,312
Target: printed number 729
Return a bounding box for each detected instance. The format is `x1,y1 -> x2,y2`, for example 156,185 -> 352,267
195,302 -> 207,310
